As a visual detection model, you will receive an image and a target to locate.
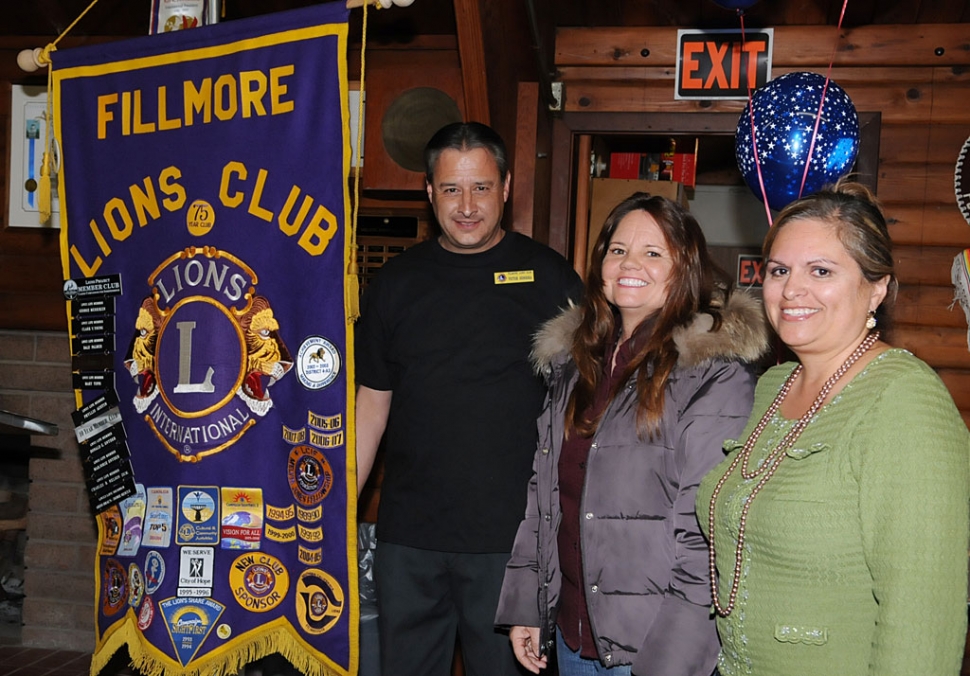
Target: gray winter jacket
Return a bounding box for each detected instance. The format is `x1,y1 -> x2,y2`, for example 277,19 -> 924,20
495,292 -> 769,675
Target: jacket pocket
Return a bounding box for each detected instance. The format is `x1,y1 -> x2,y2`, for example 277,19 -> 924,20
773,624 -> 828,645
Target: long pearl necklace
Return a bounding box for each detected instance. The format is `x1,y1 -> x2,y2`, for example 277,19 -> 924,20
707,331 -> 880,617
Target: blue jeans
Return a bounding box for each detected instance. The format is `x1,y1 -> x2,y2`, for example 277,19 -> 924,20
556,629 -> 632,676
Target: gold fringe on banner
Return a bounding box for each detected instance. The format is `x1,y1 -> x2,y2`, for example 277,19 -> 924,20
91,617 -> 349,676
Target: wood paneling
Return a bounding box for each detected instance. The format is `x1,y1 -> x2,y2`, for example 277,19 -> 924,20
896,285 -> 969,329
879,124 -> 969,164
894,325 -> 970,369
895,245 -> 966,286
556,24 -> 970,67
885,205 -> 970,248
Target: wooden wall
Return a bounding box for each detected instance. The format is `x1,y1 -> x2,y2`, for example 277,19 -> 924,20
553,24 -> 970,427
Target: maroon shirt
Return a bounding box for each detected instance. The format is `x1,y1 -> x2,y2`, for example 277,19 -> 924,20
557,331 -> 644,657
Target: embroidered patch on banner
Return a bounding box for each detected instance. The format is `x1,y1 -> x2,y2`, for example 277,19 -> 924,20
287,446 -> 334,506
307,411 -> 341,430
494,270 -> 535,284
144,551 -> 166,595
295,569 -> 344,635
144,487 -> 174,548
128,563 -> 145,608
99,506 -> 122,556
229,552 -> 289,612
265,524 -> 297,543
176,486 -> 220,545
129,249 -> 292,462
118,484 -> 147,557
298,545 -> 323,565
298,524 -> 324,544
159,596 -> 225,667
137,596 -> 155,631
296,336 -> 340,390
266,504 -> 295,522
220,488 -> 263,550
297,504 -> 322,523
178,546 -> 214,597
102,558 -> 128,617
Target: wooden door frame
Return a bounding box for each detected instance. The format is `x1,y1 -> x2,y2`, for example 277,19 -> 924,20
547,111 -> 881,259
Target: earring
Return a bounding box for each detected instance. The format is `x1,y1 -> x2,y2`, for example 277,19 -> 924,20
865,310 -> 877,331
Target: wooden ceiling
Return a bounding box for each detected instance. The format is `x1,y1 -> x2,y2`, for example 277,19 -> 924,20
5,0 -> 970,40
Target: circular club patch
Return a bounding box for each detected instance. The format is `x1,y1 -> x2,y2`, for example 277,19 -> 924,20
295,569 -> 344,635
137,596 -> 155,631
144,551 -> 165,595
128,563 -> 145,608
229,553 -> 290,613
287,445 -> 334,506
217,624 -> 232,640
186,199 -> 215,237
296,337 -> 340,390
102,559 -> 127,617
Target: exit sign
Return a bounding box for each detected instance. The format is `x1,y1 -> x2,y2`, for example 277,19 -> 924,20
737,254 -> 765,288
675,29 -> 773,100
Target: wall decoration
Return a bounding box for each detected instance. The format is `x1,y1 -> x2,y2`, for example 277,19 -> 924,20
56,3 -> 357,675
6,85 -> 60,228
953,134 -> 970,351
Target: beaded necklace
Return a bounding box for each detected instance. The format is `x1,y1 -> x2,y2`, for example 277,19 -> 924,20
706,330 -> 880,617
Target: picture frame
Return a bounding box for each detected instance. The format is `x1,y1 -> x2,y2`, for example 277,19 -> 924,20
6,84 -> 60,229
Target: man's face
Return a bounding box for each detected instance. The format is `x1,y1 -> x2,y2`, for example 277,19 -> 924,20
426,147 -> 510,254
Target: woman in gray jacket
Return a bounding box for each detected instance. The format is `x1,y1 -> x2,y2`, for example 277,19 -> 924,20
495,193 -> 769,676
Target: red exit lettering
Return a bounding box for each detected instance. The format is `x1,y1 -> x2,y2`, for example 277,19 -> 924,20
737,256 -> 765,287
680,40 -> 766,91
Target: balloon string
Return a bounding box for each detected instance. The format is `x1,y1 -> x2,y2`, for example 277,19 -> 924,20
740,11 -> 774,227
797,0 -> 850,199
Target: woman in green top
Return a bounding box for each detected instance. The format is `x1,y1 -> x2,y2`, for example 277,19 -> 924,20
698,180 -> 970,676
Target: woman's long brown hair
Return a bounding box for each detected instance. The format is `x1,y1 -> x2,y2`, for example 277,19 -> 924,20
568,192 -> 730,439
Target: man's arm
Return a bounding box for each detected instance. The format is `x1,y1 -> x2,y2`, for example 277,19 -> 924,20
355,385 -> 392,496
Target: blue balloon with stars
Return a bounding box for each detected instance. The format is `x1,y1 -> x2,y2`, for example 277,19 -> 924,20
711,0 -> 761,9
735,71 -> 859,211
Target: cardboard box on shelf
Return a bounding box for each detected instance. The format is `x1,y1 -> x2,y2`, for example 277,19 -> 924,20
587,178 -> 688,263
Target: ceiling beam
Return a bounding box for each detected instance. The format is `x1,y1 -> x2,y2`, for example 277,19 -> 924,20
453,0 -> 490,124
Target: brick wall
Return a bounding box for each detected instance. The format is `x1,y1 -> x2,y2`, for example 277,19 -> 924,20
0,330 -> 97,651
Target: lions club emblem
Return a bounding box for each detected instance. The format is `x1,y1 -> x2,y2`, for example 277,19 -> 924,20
124,247 -> 292,461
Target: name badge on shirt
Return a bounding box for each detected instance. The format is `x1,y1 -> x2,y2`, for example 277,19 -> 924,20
494,270 -> 535,284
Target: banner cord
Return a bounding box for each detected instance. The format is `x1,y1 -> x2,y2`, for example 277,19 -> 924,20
346,0 -> 372,321
36,0 -> 102,224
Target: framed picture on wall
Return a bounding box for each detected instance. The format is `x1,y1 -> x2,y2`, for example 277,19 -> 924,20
6,84 -> 60,228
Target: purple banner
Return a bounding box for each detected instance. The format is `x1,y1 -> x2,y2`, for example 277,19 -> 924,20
54,3 -> 357,675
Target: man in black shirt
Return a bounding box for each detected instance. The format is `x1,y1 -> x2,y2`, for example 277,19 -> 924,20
355,122 -> 582,676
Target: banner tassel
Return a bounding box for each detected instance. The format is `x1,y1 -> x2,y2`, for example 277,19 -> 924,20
346,0 -> 372,322
30,0 -> 103,225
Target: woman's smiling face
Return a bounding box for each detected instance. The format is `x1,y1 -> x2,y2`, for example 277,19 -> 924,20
763,217 -> 888,361
601,210 -> 674,335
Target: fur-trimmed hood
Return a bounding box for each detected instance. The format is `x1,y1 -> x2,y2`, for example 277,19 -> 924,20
531,291 -> 770,376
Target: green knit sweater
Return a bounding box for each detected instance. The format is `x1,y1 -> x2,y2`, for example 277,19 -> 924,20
698,349 -> 970,676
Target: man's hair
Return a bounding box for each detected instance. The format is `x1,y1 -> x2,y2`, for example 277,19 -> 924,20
424,122 -> 509,184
